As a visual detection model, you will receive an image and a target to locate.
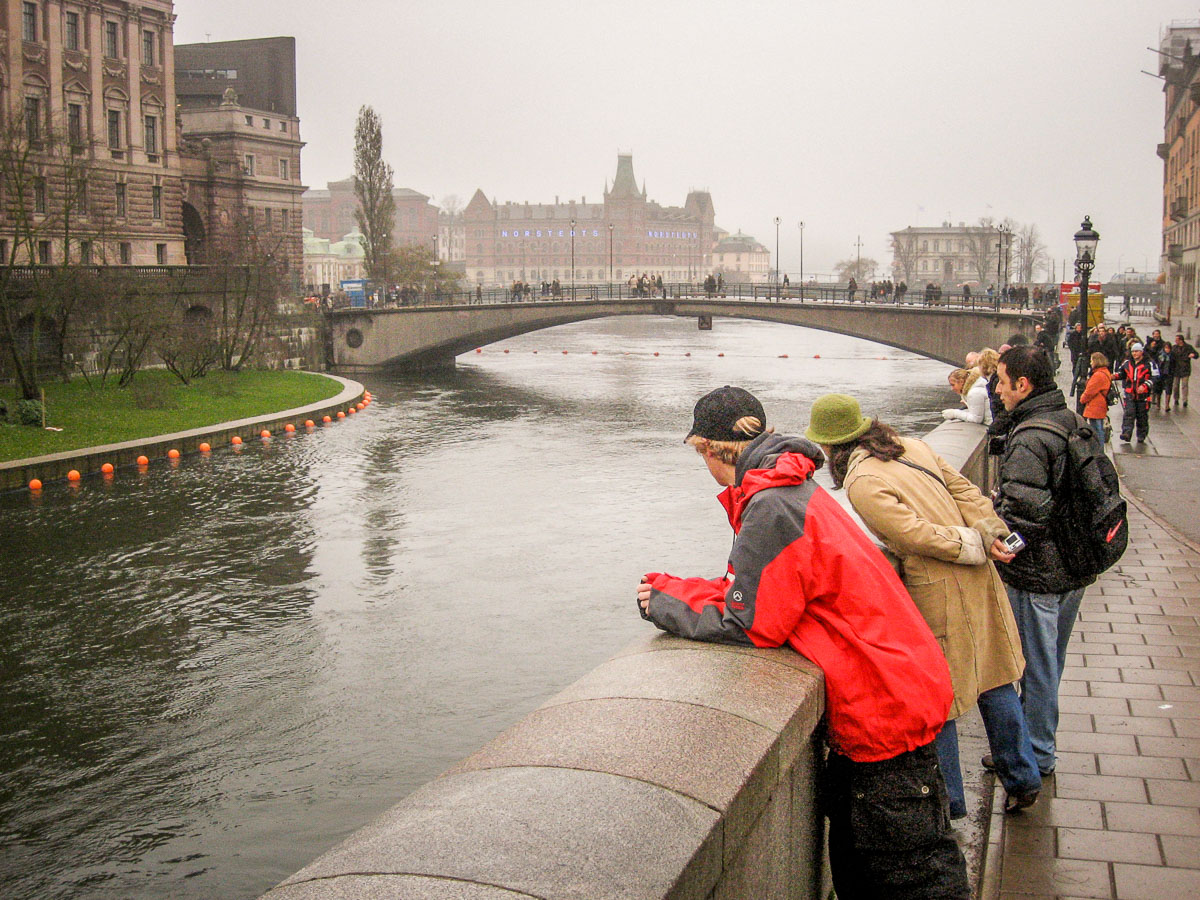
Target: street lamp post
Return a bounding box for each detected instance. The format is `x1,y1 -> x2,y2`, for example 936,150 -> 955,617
608,223 -> 613,285
570,218 -> 576,298
1074,215 -> 1099,330
797,220 -> 805,299
774,216 -> 781,298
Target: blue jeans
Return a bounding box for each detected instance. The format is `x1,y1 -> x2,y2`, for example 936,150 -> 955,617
935,684 -> 1041,817
1085,416 -> 1105,446
1004,584 -> 1086,774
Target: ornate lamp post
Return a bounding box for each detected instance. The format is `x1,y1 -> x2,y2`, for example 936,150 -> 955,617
774,216 -> 782,297
608,223 -> 613,283
1074,215 -> 1099,329
570,217 -> 576,296
797,220 -> 805,299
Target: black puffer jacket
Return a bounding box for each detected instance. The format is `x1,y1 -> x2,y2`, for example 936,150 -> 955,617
993,387 -> 1097,594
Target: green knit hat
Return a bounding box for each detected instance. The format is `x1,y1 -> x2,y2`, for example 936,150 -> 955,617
805,393 -> 872,445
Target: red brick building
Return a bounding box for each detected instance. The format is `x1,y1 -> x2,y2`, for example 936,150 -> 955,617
463,154 -> 715,286
303,179 -> 439,252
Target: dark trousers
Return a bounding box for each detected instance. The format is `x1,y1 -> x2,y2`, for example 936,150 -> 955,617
822,742 -> 969,899
1121,399 -> 1149,441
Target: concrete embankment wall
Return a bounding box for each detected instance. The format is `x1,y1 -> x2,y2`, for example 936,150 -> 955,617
262,421 -> 991,900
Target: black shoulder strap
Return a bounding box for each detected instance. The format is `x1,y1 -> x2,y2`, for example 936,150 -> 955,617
1012,411 -> 1085,442
895,456 -> 946,486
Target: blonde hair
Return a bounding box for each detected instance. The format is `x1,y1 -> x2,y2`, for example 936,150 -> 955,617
961,369 -> 981,395
948,367 -> 969,390
686,416 -> 764,464
1090,351 -> 1109,369
977,348 -> 1000,377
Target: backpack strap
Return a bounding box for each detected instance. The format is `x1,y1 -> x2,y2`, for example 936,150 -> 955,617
895,456 -> 946,486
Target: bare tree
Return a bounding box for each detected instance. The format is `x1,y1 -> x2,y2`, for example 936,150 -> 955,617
834,256 -> 878,283
962,217 -> 999,287
891,228 -> 920,286
353,106 -> 395,286
1014,223 -> 1049,284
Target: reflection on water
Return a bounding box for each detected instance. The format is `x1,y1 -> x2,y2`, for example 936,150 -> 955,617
0,316 -> 951,899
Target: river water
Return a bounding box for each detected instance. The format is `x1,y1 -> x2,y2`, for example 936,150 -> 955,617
0,315 -> 951,899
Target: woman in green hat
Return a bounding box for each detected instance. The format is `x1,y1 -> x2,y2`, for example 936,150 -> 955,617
806,393 -> 1042,817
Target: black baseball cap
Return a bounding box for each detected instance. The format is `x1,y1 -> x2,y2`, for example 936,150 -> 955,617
686,386 -> 766,442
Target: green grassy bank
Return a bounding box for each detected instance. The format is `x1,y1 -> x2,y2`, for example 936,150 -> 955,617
0,370 -> 344,462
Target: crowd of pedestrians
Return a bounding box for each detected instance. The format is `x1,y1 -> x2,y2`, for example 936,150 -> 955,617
629,300 -> 1162,897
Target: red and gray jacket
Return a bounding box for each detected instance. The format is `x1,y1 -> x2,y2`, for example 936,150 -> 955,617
1116,356 -> 1157,400
642,433 -> 952,763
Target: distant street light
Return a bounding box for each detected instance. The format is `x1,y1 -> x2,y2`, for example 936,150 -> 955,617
774,216 -> 782,297
608,223 -> 614,283
797,220 -> 805,298
1074,215 -> 1099,328
570,218 -> 576,294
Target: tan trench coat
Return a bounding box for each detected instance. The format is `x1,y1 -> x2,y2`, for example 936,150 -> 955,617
843,437 -> 1024,719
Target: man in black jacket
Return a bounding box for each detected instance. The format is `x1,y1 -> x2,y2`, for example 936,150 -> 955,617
991,345 -> 1096,778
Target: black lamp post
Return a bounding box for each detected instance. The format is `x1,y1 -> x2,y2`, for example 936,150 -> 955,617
570,218 -> 576,297
1074,215 -> 1099,329
797,220 -> 804,299
774,216 -> 781,298
608,223 -> 613,283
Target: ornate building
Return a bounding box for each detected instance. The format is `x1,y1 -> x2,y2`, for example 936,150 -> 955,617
712,230 -> 770,283
303,179 -> 439,252
462,154 -> 715,286
889,222 -> 1007,289
1158,21 -> 1200,318
1,0 -> 185,265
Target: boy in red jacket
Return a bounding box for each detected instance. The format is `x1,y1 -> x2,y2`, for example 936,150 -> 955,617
637,386 -> 969,899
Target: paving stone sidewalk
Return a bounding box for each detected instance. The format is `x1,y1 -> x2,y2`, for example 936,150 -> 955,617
979,501 -> 1200,899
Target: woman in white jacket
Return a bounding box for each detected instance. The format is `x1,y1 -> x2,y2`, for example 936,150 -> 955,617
943,367 -> 989,424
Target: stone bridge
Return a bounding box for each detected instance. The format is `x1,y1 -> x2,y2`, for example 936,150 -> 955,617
326,294 -> 1039,371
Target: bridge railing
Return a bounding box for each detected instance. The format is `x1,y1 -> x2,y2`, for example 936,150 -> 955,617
331,282 -> 1039,314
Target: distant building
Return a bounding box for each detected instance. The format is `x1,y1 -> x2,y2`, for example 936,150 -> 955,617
438,209 -> 465,262
1158,21 -> 1200,316
303,180 -> 439,252
0,0 -> 186,265
712,231 -> 771,283
302,228 -> 364,292
176,38 -> 306,274
889,222 -> 1005,288
462,154 -> 715,286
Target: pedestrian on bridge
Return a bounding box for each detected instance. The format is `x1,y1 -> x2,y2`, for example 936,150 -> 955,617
637,387 -> 970,899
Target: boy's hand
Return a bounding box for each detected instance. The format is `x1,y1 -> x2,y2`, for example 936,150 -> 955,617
637,580 -> 653,613
989,538 -> 1016,563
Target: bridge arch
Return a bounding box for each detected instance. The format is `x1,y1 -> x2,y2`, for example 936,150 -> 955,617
327,298 -> 1037,372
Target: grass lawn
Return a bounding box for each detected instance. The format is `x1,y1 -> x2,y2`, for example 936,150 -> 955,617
0,369 -> 345,462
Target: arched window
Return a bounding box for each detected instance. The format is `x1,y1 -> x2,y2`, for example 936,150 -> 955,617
104,86 -> 129,152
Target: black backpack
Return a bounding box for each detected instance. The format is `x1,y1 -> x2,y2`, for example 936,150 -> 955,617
1012,413 -> 1128,579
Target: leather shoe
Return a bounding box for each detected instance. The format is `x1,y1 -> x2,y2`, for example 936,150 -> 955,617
1004,790 -> 1039,814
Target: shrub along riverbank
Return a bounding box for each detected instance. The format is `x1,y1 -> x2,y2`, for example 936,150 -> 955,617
0,370 -> 344,462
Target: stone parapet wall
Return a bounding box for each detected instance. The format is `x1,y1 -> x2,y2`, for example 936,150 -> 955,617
262,420 -> 991,900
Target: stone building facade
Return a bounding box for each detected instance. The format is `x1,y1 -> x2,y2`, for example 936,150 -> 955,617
711,230 -> 770,283
303,180 -> 439,252
1,0 -> 185,265
1158,21 -> 1200,318
462,154 -> 715,286
889,222 -> 1006,289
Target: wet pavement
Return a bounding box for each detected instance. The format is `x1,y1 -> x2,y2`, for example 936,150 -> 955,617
979,310 -> 1200,898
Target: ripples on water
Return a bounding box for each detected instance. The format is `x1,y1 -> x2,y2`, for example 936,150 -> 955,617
0,316 -> 951,899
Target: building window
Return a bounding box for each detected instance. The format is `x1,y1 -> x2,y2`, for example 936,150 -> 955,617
243,154 -> 255,176
107,109 -> 121,149
142,30 -> 155,66
144,115 -> 157,154
278,158 -> 289,179
0,240 -> 8,262
264,208 -> 273,230
156,243 -> 166,264
79,240 -> 91,264
24,97 -> 41,142
933,240 -> 940,252
74,177 -> 87,211
262,117 -> 270,129
244,115 -> 253,126
38,241 -> 51,264
22,2 -> 38,42
68,103 -> 83,146
65,11 -> 80,50
34,177 -> 46,214
279,121 -> 288,133
152,185 -> 162,220
119,242 -> 131,264
115,182 -> 126,217
281,209 -> 289,230
105,21 -> 120,59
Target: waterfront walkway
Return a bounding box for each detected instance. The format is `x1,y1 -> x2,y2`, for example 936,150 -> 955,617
980,312 -> 1200,898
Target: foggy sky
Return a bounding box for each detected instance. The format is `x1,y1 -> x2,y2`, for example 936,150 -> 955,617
174,0 -> 1189,281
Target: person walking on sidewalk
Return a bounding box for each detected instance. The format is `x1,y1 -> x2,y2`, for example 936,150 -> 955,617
813,394 -> 1042,817
991,345 -> 1098,777
1078,352 -> 1115,446
636,386 -> 970,900
1116,343 -> 1157,443
1168,333 -> 1197,410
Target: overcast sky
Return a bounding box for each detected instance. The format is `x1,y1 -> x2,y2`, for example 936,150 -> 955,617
175,0 -> 1193,281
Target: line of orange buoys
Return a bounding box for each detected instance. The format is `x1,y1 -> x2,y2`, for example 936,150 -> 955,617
464,349 -> 889,361
25,392 -> 372,493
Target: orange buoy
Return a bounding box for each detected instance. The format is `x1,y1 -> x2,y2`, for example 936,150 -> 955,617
322,415 -> 332,423
532,350 -> 538,354
305,420 -> 315,428
475,348 -> 482,353
562,350 -> 568,355
718,352 -> 725,357
231,436 -> 243,445
285,423 -> 296,433
592,351 -> 598,355
685,352 -> 691,357
101,462 -> 115,474
814,354 -> 820,358
348,407 -> 356,415
198,442 -> 211,453
337,411 -> 346,419
28,478 -> 42,491
504,349 -> 510,353
137,455 -> 149,466
167,449 -> 181,459
67,469 -> 81,481
355,402 -> 364,410
653,352 -> 659,357
261,429 -> 271,438
778,354 -> 789,359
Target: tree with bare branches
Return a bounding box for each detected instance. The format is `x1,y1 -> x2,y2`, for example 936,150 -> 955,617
353,106 -> 395,286
891,228 -> 921,286
1014,223 -> 1049,284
